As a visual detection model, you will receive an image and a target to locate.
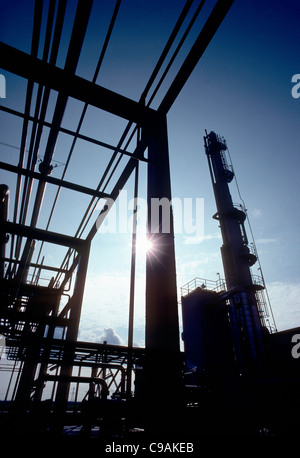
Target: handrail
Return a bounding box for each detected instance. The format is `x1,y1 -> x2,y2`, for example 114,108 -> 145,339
181,276 -> 226,297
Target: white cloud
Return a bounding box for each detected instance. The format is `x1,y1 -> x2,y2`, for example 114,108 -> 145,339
99,327 -> 123,345
255,238 -> 277,244
79,270 -> 146,345
267,281 -> 300,332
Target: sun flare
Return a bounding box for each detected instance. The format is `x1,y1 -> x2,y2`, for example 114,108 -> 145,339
135,236 -> 154,254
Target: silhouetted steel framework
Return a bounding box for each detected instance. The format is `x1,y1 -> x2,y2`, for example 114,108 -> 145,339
0,0 -> 234,436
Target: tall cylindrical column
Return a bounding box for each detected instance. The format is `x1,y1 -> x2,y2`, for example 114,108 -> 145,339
144,113 -> 183,435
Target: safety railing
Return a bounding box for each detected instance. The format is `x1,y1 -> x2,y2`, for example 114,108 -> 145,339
181,277 -> 226,297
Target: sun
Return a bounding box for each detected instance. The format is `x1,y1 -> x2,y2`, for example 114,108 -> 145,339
135,235 -> 154,254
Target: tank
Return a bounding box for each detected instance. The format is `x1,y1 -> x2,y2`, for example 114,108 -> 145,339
181,284 -> 235,386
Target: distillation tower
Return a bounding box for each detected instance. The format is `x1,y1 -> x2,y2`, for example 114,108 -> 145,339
181,130 -> 277,387
203,130 -> 274,369
180,130 -> 300,437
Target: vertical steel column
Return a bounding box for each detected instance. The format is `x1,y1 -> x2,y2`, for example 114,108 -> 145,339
33,291 -> 61,403
53,241 -> 91,428
127,162 -> 139,398
144,113 -> 182,435
0,185 -> 9,278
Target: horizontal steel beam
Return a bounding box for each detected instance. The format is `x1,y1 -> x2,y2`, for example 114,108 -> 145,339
6,336 -> 146,364
0,308 -> 69,328
0,105 -> 144,160
0,256 -> 69,274
1,221 -> 86,251
0,42 -> 157,124
0,161 -> 111,199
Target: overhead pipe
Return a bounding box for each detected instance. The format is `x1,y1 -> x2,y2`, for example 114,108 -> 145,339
159,0 -> 234,114
15,0 -> 93,284
10,0 -> 44,276
17,0 -> 66,240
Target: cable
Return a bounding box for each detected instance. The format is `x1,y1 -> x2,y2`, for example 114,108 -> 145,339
227,144 -> 277,332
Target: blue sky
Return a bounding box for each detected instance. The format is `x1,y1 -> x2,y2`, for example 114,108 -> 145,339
1,0 -> 300,349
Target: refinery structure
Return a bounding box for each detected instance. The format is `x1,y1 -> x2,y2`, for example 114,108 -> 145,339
0,0 -> 299,443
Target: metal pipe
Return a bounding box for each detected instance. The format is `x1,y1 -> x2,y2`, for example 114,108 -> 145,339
0,109 -> 139,159
11,0 -> 43,269
147,0 -> 206,107
140,0 -> 194,103
0,161 -> 111,199
14,0 -> 93,284
29,0 -> 93,230
127,159 -> 139,397
0,184 -> 9,278
18,0 -> 67,236
159,0 -> 234,114
53,241 -> 91,424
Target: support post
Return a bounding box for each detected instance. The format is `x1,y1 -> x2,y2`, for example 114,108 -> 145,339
53,241 -> 91,430
127,162 -> 139,399
144,114 -> 183,436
